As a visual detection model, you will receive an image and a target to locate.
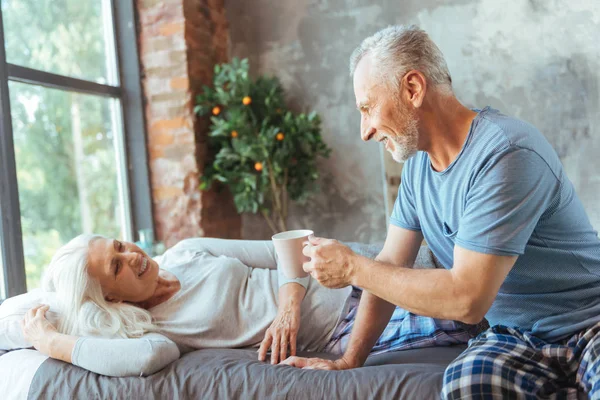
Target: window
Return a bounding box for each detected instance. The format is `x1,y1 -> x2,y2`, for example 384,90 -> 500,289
3,0 -> 118,85
0,238 -> 5,300
10,83 -> 129,289
0,0 -> 152,298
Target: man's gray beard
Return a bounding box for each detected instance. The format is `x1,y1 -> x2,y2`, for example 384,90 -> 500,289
389,119 -> 419,163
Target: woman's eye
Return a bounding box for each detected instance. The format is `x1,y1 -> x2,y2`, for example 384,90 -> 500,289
119,241 -> 124,251
115,262 -> 121,276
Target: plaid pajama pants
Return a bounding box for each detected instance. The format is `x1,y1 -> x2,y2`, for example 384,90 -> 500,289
324,286 -> 487,355
442,323 -> 600,399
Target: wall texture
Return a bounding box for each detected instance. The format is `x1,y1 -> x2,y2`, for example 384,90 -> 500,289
137,0 -> 241,247
226,0 -> 600,240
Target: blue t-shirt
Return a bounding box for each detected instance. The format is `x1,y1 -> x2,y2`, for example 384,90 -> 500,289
391,106 -> 600,341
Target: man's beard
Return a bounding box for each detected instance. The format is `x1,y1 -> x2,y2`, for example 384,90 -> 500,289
387,105 -> 419,163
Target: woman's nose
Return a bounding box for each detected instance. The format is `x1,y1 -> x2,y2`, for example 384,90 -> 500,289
124,251 -> 140,267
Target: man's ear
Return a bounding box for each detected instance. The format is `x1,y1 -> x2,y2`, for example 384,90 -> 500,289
401,70 -> 426,108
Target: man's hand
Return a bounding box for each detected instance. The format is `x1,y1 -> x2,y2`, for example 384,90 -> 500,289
302,235 -> 361,289
280,356 -> 355,370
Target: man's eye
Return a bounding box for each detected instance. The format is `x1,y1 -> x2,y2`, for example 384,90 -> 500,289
115,262 -> 121,276
119,241 -> 124,251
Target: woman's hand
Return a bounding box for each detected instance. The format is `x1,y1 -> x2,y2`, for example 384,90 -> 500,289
21,304 -> 58,355
258,302 -> 301,365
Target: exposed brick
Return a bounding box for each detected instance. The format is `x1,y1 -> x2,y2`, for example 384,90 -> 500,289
153,186 -> 184,201
170,77 -> 189,90
159,22 -> 185,36
150,91 -> 188,103
148,132 -> 175,147
149,117 -> 188,133
137,0 -> 241,245
169,50 -> 187,65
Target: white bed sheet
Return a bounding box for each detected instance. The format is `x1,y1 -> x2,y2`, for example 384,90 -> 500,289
0,349 -> 48,400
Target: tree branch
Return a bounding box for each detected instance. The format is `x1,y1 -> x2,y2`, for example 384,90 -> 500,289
261,209 -> 278,235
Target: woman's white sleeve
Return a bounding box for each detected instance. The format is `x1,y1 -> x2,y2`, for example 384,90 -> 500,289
70,332 -> 180,377
174,238 -> 278,270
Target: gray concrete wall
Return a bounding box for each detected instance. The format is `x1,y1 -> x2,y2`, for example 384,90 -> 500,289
226,0 -> 600,241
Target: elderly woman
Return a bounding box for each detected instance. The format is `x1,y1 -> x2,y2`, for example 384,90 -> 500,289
19,235 -> 479,377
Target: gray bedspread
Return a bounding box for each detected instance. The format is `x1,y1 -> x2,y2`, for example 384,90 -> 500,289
28,346 -> 467,399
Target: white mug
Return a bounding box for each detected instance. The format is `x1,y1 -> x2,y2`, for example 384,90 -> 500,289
272,229 -> 313,278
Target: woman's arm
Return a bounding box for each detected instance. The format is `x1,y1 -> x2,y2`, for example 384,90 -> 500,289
258,282 -> 307,364
71,333 -> 180,377
22,305 -> 180,377
174,238 -> 278,270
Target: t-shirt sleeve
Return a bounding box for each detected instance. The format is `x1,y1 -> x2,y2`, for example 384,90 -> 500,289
455,148 -> 560,256
389,162 -> 421,231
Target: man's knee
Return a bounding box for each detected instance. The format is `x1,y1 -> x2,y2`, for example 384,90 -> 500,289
441,351 -> 489,399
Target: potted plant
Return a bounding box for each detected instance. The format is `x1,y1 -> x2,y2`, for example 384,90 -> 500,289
195,58 -> 331,234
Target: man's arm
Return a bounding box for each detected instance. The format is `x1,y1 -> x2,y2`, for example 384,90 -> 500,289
282,225 -> 424,370
341,225 -> 424,368
352,244 -> 517,324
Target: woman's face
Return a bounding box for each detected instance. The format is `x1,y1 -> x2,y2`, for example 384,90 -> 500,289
87,238 -> 160,303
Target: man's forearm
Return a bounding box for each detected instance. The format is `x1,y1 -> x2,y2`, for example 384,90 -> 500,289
342,290 -> 396,368
351,257 -> 479,323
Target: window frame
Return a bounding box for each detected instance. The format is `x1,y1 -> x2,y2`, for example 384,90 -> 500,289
0,0 -> 153,299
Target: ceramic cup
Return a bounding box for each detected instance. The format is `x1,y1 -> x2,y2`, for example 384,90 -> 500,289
272,229 -> 313,278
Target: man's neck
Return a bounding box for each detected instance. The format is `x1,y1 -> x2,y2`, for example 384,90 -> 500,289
419,92 -> 478,172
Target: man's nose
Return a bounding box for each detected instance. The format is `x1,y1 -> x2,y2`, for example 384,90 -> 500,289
361,125 -> 376,142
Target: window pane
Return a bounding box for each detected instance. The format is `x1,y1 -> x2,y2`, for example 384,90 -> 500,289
2,0 -> 118,85
0,238 -> 5,299
9,81 -> 130,290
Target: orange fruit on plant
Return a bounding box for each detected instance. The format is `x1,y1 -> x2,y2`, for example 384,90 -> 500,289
231,130 -> 238,138
242,96 -> 252,105
254,162 -> 263,171
212,106 -> 221,115
276,132 -> 284,141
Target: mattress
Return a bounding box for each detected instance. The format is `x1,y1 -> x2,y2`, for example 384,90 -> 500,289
19,346 -> 468,399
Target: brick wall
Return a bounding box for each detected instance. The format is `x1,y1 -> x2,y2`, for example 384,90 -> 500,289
136,0 -> 241,247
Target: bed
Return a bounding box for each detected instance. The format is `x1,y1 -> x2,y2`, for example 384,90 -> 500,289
2,345 -> 468,399
1,242 -> 472,399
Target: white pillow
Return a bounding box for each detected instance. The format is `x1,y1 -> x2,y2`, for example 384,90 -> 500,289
0,289 -> 60,350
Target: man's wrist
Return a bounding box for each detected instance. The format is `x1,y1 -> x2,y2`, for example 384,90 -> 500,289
349,254 -> 366,287
339,353 -> 362,369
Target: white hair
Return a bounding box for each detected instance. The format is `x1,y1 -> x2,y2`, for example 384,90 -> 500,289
349,25 -> 453,94
42,234 -> 155,338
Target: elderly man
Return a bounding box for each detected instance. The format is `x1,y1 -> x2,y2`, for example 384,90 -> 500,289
282,25 -> 600,398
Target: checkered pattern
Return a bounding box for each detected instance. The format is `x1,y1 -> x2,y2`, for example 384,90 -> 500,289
442,323 -> 600,399
324,286 -> 486,355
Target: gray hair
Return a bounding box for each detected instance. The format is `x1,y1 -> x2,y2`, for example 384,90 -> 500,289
349,25 -> 452,93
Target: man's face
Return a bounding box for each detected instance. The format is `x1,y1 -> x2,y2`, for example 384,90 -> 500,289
353,56 -> 420,163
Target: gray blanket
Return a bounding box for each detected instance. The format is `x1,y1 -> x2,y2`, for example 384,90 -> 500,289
28,346 -> 468,399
